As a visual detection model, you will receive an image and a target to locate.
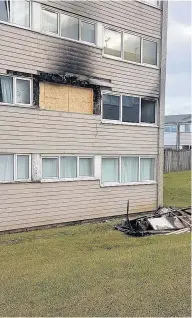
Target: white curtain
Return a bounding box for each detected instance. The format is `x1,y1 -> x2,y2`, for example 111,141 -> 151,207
60,157 -> 77,178
140,158 -> 155,181
79,158 -> 93,177
42,9 -> 58,34
16,79 -> 30,104
102,158 -> 119,183
17,155 -> 29,179
42,158 -> 58,178
81,22 -> 95,43
61,14 -> 79,40
121,157 -> 139,183
0,155 -> 14,181
12,0 -> 30,27
0,76 -> 13,103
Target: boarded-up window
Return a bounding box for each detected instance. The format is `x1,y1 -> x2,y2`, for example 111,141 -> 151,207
39,83 -> 93,114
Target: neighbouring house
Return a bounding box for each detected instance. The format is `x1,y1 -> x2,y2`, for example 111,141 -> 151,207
164,114 -> 192,149
0,0 -> 168,232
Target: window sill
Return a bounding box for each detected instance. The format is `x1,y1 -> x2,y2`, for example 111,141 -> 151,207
41,177 -> 98,183
100,181 -> 157,187
0,180 -> 31,184
102,54 -> 160,70
101,119 -> 158,128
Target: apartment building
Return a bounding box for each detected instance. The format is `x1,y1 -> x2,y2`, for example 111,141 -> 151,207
0,0 -> 168,231
164,114 -> 192,149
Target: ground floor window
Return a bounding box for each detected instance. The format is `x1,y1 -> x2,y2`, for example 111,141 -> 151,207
0,154 -> 31,182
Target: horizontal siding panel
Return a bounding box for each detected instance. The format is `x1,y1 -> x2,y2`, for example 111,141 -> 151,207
0,181 -> 157,231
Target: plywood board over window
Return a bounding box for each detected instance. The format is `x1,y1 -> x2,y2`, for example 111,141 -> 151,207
39,83 -> 93,114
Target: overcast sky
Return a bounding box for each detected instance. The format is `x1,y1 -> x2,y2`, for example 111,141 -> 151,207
165,0 -> 191,115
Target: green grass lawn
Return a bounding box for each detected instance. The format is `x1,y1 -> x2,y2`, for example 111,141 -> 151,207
0,223 -> 191,317
164,170 -> 191,207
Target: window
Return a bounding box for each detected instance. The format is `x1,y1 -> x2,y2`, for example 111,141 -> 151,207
164,126 -> 171,133
124,33 -> 141,63
60,156 -> 77,178
42,157 -> 58,179
102,93 -> 156,125
79,158 -> 93,177
61,14 -> 78,40
143,40 -> 157,65
141,99 -> 156,123
42,156 -> 94,180
0,75 -> 32,106
101,158 -> 119,183
142,0 -> 160,7
122,96 -> 140,123
104,29 -> 121,58
102,94 -> 120,121
0,0 -> 10,22
101,156 -> 155,185
42,9 -> 58,34
185,124 -> 192,132
0,154 -> 31,182
81,21 -> 95,43
121,157 -> 139,182
12,0 -> 30,27
140,158 -> 155,181
165,125 -> 177,132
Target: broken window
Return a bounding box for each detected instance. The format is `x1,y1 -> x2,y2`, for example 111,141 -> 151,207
124,33 -> 141,63
0,154 -> 31,182
141,99 -> 156,123
39,83 -> 93,114
0,75 -> 32,106
61,14 -> 79,40
140,158 -> 155,181
104,29 -> 121,58
102,93 -> 156,124
142,40 -> 157,66
102,94 -> 120,121
42,9 -> 58,34
101,158 -> 119,183
0,0 -> 10,22
81,21 -> 95,43
121,157 -> 139,183
12,0 -> 30,27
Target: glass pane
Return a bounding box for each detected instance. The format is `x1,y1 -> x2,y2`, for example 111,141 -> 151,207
124,34 -> 141,63
141,99 -> 155,123
104,29 -> 121,58
42,9 -> 58,34
185,124 -> 191,132
180,125 -> 185,132
164,126 -> 171,132
122,96 -> 139,123
102,158 -> 119,183
143,40 -> 157,65
170,125 -> 177,132
61,14 -> 79,40
103,94 -> 120,120
121,157 -> 139,183
12,0 -> 30,27
0,154 -> 14,181
143,0 -> 159,6
0,0 -> 10,22
140,158 -> 155,181
81,21 -> 95,43
60,156 -> 77,178
79,158 -> 93,177
42,158 -> 58,178
16,79 -> 30,104
0,76 -> 13,103
17,155 -> 29,179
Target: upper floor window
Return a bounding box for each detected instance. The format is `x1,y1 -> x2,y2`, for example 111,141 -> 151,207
164,125 -> 177,133
0,75 -> 32,106
0,0 -> 30,27
104,28 -> 158,66
81,21 -> 95,44
0,154 -> 31,182
42,9 -> 58,34
180,124 -> 192,133
142,0 -> 160,7
61,14 -> 79,40
102,93 -> 156,125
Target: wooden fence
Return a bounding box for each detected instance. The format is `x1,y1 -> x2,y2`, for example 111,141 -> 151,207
164,149 -> 191,173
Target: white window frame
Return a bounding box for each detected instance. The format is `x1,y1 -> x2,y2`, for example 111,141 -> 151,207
101,155 -> 156,187
103,27 -> 159,68
0,74 -> 33,107
41,155 -> 95,182
79,19 -> 96,45
101,91 -> 158,127
41,6 -> 59,36
139,0 -> 161,9
0,153 -> 31,183
10,0 -> 32,29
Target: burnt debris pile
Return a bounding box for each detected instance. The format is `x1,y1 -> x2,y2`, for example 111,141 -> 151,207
114,205 -> 191,237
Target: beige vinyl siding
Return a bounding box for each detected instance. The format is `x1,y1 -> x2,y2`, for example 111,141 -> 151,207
0,180 -> 157,231
180,133 -> 192,146
0,106 -> 158,154
0,24 -> 160,97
